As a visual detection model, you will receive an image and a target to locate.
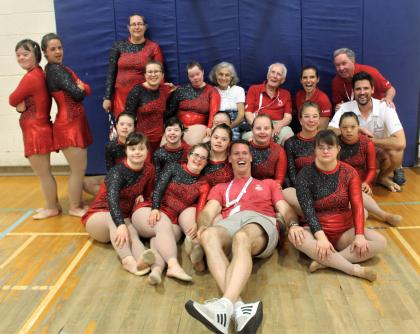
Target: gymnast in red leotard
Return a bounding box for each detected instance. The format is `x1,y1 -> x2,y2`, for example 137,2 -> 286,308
42,33 -> 92,217
9,39 -> 59,220
288,130 -> 387,282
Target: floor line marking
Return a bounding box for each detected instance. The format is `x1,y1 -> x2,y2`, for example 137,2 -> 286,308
0,210 -> 33,240
8,232 -> 89,236
0,208 -> 34,212
0,235 -> 37,270
388,228 -> 420,268
17,238 -> 93,334
377,201 -> 420,206
2,285 -> 53,291
396,226 -> 420,230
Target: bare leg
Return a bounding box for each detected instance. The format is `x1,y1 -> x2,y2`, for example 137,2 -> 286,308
363,193 -> 402,226
282,187 -> 302,215
183,124 -> 207,146
62,147 -> 87,216
376,149 -> 400,192
83,175 -> 104,196
28,154 -> 60,219
223,224 -> 267,303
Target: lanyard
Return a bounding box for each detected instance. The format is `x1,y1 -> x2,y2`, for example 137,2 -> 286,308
225,177 -> 253,208
344,83 -> 354,101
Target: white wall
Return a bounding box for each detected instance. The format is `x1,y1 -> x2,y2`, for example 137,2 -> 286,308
0,0 -> 67,166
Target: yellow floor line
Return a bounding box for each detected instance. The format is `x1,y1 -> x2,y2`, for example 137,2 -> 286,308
0,235 -> 37,270
388,228 -> 420,267
17,238 -> 93,334
8,232 -> 89,236
396,226 -> 420,230
1,285 -> 53,291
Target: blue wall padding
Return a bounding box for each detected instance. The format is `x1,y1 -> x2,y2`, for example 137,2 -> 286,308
54,0 -> 420,171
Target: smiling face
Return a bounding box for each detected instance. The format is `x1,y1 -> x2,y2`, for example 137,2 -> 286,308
128,15 -> 147,41
187,146 -> 209,173
266,64 -> 285,88
252,116 -> 273,145
44,39 -> 63,64
164,124 -> 182,145
15,46 -> 37,71
126,142 -> 148,166
216,67 -> 232,89
145,63 -> 163,87
210,128 -> 231,155
334,53 -> 355,80
300,68 -> 319,94
339,115 -> 359,144
116,115 -> 135,140
229,143 -> 252,177
299,106 -> 320,133
188,65 -> 205,88
353,79 -> 374,106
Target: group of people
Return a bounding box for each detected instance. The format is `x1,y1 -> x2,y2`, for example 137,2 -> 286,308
9,12 -> 407,334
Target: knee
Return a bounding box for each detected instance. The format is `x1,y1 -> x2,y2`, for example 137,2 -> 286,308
232,230 -> 251,251
375,233 -> 387,252
201,228 -> 220,248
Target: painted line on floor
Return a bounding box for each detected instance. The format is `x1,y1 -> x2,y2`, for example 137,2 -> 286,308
17,238 -> 93,334
2,285 -> 53,291
0,235 -> 37,270
388,228 -> 420,268
0,208 -> 34,212
0,210 -> 33,240
8,232 -> 89,236
377,201 -> 420,206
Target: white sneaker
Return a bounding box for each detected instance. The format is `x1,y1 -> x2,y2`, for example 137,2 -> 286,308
185,298 -> 232,334
235,301 -> 263,334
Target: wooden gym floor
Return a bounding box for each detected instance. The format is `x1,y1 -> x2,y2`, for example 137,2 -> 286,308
0,169 -> 419,334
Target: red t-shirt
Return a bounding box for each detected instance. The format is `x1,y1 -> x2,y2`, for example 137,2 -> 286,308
245,82 -> 292,121
332,63 -> 392,106
294,88 -> 332,117
208,177 -> 283,219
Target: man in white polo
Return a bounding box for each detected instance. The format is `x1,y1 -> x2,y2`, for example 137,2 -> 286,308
329,71 -> 406,192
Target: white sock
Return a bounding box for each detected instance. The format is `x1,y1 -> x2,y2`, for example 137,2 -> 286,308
220,297 -> 234,316
234,300 -> 244,310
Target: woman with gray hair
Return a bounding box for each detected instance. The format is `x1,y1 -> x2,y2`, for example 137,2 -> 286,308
209,62 -> 245,140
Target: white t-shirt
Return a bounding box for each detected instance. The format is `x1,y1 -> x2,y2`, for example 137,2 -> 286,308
329,98 -> 403,138
216,85 -> 245,111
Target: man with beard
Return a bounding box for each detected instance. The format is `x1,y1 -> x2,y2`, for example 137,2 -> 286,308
329,72 -> 406,192
184,140 -> 297,334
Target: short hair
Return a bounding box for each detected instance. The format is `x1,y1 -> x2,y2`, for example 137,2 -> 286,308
300,65 -> 319,79
15,39 -> 42,64
252,114 -> 274,129
125,132 -> 149,148
211,123 -> 233,141
190,143 -> 210,157
116,112 -> 136,126
165,116 -> 184,131
299,101 -> 320,118
315,129 -> 339,147
268,63 -> 287,79
128,13 -> 147,26
213,111 -> 232,124
230,139 -> 251,154
339,111 -> 360,126
41,33 -> 61,52
352,71 -> 374,89
208,62 -> 239,86
145,60 -> 164,73
333,48 -> 356,62
187,61 -> 204,72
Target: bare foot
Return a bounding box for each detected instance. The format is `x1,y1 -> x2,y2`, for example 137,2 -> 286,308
148,268 -> 162,285
68,207 -> 87,217
32,208 -> 61,220
376,178 -> 401,193
385,214 -> 402,227
166,266 -> 192,282
309,260 -> 327,273
353,264 -> 377,282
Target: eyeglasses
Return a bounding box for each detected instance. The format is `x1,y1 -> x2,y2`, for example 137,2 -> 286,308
145,70 -> 162,75
190,152 -> 208,161
130,22 -> 145,27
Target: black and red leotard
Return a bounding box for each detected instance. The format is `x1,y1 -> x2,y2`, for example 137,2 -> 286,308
296,161 -> 364,246
104,137 -> 126,171
124,83 -> 172,153
104,38 -> 164,117
284,133 -> 315,187
9,66 -> 53,157
202,159 -> 234,187
145,162 -> 209,223
339,134 -> 376,186
166,84 -> 220,128
82,160 -> 155,225
250,140 -> 287,186
45,63 -> 92,150
152,142 -> 191,179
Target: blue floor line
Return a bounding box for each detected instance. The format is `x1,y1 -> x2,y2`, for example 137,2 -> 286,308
0,210 -> 33,239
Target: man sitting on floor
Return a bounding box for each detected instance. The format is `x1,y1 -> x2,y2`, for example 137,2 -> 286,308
185,139 -> 297,334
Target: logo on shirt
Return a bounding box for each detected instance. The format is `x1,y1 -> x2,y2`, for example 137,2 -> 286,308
277,99 -> 284,107
255,184 -> 263,191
